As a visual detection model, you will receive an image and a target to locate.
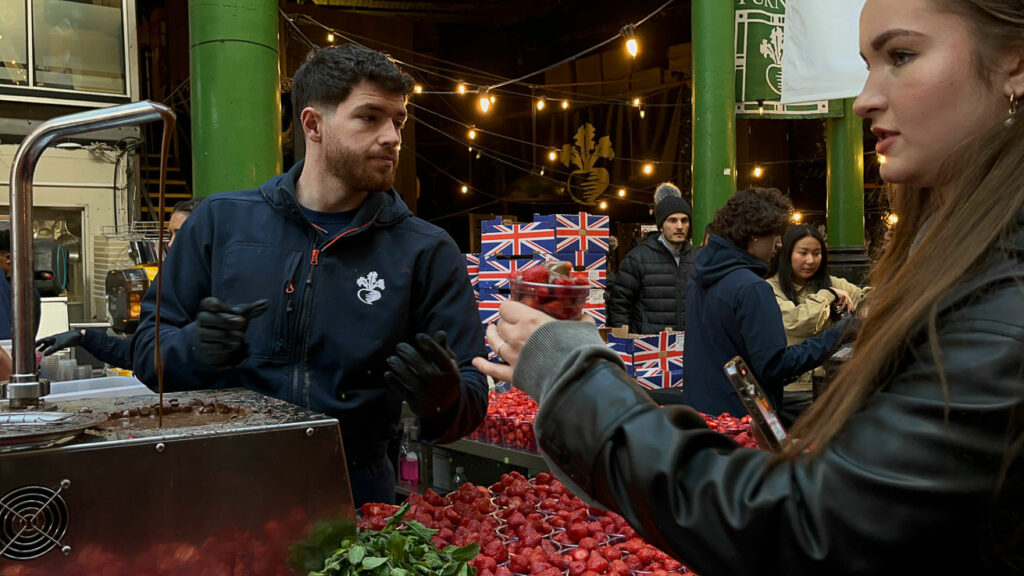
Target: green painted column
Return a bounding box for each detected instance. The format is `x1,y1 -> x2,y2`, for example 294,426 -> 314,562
825,98 -> 870,283
190,0 -> 282,198
691,0 -> 737,242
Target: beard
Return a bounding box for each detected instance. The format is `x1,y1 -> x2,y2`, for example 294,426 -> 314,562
323,137 -> 399,193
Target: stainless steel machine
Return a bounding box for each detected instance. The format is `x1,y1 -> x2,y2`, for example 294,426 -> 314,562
1,103 -> 356,575
0,388 -> 354,575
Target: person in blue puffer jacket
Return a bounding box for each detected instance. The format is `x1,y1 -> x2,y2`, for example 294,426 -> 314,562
131,44 -> 487,506
682,188 -> 848,416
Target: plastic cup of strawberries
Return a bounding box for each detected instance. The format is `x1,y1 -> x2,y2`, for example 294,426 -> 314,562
509,261 -> 590,320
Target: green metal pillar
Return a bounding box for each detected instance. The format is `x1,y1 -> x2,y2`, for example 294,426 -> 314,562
825,98 -> 870,283
190,0 -> 282,198
691,0 -> 737,243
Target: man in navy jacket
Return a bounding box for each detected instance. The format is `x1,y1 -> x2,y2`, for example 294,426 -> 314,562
131,44 -> 487,505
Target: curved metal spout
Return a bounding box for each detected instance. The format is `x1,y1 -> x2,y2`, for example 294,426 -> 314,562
6,100 -> 174,408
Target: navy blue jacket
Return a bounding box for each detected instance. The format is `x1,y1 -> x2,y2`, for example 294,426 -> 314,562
683,234 -> 842,416
80,329 -> 131,369
0,272 -> 41,340
131,161 -> 488,467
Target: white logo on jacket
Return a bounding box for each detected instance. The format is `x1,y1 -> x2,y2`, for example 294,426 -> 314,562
356,271 -> 385,305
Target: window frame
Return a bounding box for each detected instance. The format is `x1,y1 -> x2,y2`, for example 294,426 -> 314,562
0,0 -> 139,108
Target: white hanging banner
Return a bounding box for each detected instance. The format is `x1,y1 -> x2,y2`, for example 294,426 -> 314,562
780,0 -> 868,104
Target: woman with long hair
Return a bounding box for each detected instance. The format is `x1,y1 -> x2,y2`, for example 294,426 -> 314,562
767,225 -> 868,419
474,0 -> 1024,573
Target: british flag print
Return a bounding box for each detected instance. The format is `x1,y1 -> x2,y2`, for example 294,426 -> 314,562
632,331 -> 684,371
558,250 -> 608,288
607,335 -> 635,368
535,212 -> 610,253
464,254 -> 480,293
481,218 -> 555,257
478,256 -> 543,291
635,368 -> 684,389
477,291 -> 509,325
583,297 -> 606,327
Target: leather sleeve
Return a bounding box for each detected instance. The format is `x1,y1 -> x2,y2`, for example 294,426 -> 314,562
534,281 -> 1024,575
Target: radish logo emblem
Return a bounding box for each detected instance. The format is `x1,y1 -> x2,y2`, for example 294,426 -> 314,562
356,271 -> 385,305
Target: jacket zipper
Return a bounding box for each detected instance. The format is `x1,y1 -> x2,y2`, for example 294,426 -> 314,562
287,220 -> 374,406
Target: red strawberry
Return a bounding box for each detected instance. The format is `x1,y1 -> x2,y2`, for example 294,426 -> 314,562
520,266 -> 549,283
568,560 -> 588,576
585,552 -> 609,573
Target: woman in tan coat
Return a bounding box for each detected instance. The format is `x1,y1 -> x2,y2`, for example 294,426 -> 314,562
767,225 -> 867,422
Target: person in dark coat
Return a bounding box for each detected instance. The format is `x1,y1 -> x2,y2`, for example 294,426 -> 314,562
35,198 -> 203,370
473,1 -> 1024,573
606,182 -> 696,334
131,44 -> 488,507
681,188 -> 847,416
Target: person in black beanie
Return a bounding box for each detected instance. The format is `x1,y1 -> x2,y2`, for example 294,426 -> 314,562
607,182 -> 696,334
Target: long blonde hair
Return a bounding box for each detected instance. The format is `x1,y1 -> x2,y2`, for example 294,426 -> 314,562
785,0 -> 1024,456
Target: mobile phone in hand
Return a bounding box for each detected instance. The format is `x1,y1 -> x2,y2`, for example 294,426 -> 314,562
723,356 -> 788,452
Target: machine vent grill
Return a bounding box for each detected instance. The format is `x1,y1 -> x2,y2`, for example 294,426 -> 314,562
0,485 -> 70,561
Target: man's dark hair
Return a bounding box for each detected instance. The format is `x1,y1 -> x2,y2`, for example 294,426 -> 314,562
172,197 -> 203,215
708,187 -> 792,249
0,230 -> 10,254
771,224 -> 832,303
292,44 -> 415,113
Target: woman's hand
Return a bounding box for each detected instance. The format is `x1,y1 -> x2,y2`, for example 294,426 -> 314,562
472,300 -> 557,384
832,288 -> 854,313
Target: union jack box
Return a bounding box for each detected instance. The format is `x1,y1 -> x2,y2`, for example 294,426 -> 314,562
477,290 -> 509,325
464,253 -> 480,296
481,217 -> 554,258
533,212 -> 610,253
478,255 -> 547,293
606,335 -> 635,376
583,292 -> 606,327
634,368 -> 684,390
557,250 -> 608,288
633,331 -> 684,372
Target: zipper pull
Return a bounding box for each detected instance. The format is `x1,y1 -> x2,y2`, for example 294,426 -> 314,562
285,279 -> 295,294
311,249 -> 320,266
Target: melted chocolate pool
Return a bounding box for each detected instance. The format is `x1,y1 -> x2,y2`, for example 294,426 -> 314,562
98,398 -> 249,430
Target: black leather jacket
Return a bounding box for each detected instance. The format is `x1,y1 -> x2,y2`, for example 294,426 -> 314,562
519,214 -> 1024,574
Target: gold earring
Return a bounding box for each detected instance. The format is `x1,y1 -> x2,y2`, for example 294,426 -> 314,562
1011,93 -> 1018,115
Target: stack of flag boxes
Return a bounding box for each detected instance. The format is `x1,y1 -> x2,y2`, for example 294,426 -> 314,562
607,330 -> 684,389
532,212 -> 610,327
467,213 -> 609,340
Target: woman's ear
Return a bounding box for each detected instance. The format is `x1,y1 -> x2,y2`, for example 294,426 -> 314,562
1001,48 -> 1024,104
299,107 -> 323,144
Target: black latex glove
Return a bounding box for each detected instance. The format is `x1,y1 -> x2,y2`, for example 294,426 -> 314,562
194,297 -> 269,368
384,331 -> 461,419
36,329 -> 84,356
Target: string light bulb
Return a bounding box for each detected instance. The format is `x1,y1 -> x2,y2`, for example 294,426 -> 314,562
457,83 -> 467,95
536,97 -> 546,111
599,200 -> 609,210
753,165 -> 764,178
639,106 -> 646,119
478,88 -> 491,113
548,150 -> 558,162
792,212 -> 803,223
622,25 -> 639,58
757,99 -> 764,115
878,154 -> 887,164
413,84 -> 423,94
468,128 -> 477,140
642,163 -> 654,175
617,188 -> 627,197
561,99 -> 570,110
327,32 -> 335,43
632,97 -> 641,107
886,212 -> 899,226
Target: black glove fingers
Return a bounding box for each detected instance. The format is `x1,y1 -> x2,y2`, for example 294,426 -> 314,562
394,341 -> 434,378
415,333 -> 455,372
197,310 -> 248,331
234,299 -> 270,320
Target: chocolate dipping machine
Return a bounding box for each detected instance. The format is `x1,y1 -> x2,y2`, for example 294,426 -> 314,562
0,102 -> 354,576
